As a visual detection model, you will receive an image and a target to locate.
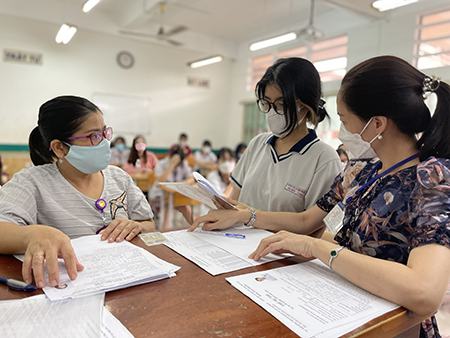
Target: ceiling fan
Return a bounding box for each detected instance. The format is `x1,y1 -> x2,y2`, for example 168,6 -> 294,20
119,1 -> 187,47
298,0 -> 324,42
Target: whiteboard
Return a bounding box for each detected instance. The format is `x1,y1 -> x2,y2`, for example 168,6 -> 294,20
91,93 -> 152,142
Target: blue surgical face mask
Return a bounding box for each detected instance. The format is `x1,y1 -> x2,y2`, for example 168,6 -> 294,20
65,139 -> 111,174
115,143 -> 126,152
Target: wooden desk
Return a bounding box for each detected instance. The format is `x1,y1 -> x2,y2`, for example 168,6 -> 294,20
159,185 -> 200,208
0,239 -> 426,338
131,172 -> 156,193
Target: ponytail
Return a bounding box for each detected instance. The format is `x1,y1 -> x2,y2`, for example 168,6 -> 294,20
28,126 -> 53,165
316,98 -> 329,124
417,81 -> 450,160
29,96 -> 100,166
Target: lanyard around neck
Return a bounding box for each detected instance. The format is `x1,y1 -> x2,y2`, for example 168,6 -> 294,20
345,153 -> 419,206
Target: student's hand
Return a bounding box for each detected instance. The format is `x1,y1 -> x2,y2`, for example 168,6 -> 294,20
23,225 -> 84,288
169,154 -> 181,168
100,219 -> 144,242
188,209 -> 248,231
212,196 -> 248,210
249,231 -> 317,261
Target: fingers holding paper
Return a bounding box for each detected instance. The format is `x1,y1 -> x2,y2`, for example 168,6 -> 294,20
249,231 -> 316,261
22,225 -> 83,288
100,218 -> 144,242
188,209 -> 242,231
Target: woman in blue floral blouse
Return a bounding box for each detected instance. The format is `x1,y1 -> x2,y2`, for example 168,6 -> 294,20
249,56 -> 450,338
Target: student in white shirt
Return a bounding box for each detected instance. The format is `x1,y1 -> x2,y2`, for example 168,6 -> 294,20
190,57 -> 341,231
194,140 -> 218,176
207,147 -> 235,194
0,96 -> 155,288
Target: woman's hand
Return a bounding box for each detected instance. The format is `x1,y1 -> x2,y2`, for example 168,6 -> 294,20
188,209 -> 249,231
22,225 -> 83,288
100,219 -> 148,242
249,230 -> 317,261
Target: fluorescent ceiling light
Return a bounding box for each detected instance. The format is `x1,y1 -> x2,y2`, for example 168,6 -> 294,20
249,32 -> 297,51
372,0 -> 418,12
188,55 -> 223,68
55,24 -> 78,44
83,0 -> 101,13
314,57 -> 347,73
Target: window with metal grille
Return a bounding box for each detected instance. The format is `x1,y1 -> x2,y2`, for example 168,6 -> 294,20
247,35 -> 348,91
414,8 -> 450,70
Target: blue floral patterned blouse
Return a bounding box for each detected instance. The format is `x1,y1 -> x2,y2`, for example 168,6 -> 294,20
316,156 -> 450,338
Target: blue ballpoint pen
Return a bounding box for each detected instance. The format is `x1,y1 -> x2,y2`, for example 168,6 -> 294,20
0,276 -> 37,292
224,233 -> 246,239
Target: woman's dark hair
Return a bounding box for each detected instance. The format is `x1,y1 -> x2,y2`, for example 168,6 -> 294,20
112,136 -> 126,147
337,148 -> 349,161
169,144 -> 185,162
202,140 -> 212,147
235,143 -> 247,159
256,57 -> 328,136
340,55 -> 450,160
28,96 -> 101,166
128,135 -> 147,166
218,147 -> 234,161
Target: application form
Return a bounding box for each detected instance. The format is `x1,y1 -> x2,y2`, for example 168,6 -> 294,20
227,260 -> 399,338
164,228 -> 286,275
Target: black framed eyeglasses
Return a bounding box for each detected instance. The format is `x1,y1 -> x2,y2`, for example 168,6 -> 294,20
68,126 -> 113,146
257,98 -> 286,115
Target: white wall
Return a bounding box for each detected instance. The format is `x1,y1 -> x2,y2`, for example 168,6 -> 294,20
0,14 -> 234,149
226,0 -> 450,147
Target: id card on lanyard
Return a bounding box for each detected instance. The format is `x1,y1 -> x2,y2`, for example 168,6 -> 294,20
324,153 -> 419,236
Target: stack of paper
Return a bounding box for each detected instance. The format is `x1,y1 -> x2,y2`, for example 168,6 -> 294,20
102,308 -> 134,338
164,228 -> 287,275
0,293 -> 135,338
17,235 -> 180,301
0,294 -> 104,338
227,260 -> 399,338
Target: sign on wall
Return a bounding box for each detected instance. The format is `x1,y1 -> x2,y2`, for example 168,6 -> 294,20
187,77 -> 210,88
3,49 -> 43,65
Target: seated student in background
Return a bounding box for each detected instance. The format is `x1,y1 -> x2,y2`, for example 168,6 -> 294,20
110,136 -> 130,168
234,143 -> 247,163
124,135 -> 158,174
207,147 -> 235,194
177,132 -> 192,157
248,56 -> 450,338
190,57 -> 341,231
153,145 -> 192,230
194,139 -> 217,176
0,96 -> 155,288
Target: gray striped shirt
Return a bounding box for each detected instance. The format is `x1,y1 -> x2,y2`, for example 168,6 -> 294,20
0,164 -> 153,238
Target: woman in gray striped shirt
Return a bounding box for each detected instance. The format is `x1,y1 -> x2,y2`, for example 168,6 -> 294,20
0,96 -> 155,289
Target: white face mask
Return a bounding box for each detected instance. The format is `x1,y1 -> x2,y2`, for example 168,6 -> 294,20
218,160 -> 235,174
202,146 -> 211,154
338,118 -> 381,159
266,108 -> 305,138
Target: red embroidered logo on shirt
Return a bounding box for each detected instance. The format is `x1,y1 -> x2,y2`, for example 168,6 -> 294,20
284,183 -> 305,198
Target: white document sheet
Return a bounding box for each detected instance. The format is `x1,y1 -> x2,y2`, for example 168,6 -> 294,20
0,293 -> 104,338
164,229 -> 286,275
159,172 -> 237,210
227,260 -> 399,338
17,235 -> 180,301
159,182 -> 216,209
102,308 -> 134,338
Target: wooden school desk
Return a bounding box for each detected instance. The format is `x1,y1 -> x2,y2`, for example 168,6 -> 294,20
0,238 -> 427,338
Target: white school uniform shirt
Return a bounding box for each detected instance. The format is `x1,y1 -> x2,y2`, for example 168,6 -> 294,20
231,130 -> 341,212
0,164 -> 153,238
207,170 -> 228,195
